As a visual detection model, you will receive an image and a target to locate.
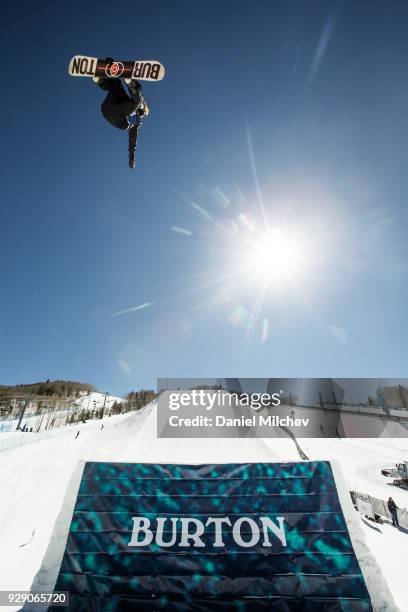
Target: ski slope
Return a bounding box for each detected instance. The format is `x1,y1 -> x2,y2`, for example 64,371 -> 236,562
0,402 -> 406,610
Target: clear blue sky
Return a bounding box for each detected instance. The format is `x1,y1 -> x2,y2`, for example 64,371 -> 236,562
1,0 -> 408,396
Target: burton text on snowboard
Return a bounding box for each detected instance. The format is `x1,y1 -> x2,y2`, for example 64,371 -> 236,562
68,55 -> 165,82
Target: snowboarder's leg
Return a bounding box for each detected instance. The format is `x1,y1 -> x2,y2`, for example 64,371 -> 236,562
126,79 -> 144,106
125,79 -> 149,117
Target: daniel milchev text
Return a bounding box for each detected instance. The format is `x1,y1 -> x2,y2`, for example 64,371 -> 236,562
168,414 -> 310,428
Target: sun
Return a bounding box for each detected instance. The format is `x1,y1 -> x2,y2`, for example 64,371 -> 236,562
246,228 -> 303,280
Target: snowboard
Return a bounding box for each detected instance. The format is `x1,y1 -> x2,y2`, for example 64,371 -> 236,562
68,55 -> 165,82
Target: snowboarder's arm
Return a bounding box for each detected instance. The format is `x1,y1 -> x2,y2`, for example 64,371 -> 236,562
128,120 -> 141,169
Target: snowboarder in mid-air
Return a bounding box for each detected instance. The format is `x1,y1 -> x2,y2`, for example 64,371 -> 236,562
93,59 -> 149,169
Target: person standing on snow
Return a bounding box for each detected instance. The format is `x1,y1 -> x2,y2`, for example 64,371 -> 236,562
93,58 -> 149,169
387,496 -> 399,527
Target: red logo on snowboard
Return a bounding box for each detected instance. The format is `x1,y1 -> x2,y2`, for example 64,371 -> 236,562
105,61 -> 124,78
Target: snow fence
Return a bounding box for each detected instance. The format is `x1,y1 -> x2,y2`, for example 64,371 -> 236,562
28,459 -> 398,611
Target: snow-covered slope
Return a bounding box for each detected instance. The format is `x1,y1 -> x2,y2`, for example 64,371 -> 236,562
0,402 -> 406,610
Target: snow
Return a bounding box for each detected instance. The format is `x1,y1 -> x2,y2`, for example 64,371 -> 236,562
360,516 -> 406,609
0,402 -> 406,611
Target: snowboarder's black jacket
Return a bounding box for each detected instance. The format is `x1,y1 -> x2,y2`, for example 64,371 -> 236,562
98,77 -> 144,164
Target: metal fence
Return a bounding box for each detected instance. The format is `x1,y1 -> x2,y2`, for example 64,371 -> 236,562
351,490 -> 408,529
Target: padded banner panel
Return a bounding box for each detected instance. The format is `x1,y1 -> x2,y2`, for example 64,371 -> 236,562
52,461 -> 372,611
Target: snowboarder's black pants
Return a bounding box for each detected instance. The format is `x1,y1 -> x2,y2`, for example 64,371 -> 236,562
99,78 -> 142,130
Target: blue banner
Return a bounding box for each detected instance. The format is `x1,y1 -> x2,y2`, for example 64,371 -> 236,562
52,461 -> 372,611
